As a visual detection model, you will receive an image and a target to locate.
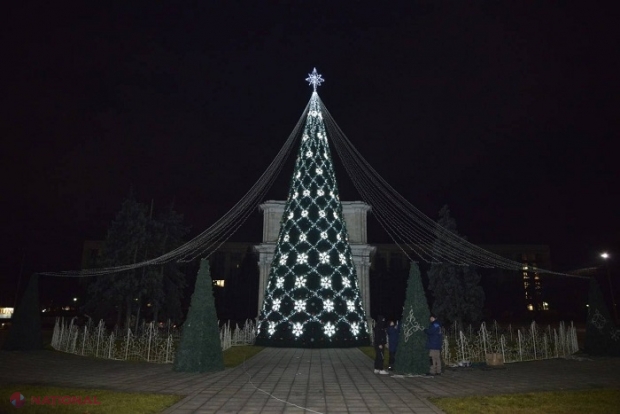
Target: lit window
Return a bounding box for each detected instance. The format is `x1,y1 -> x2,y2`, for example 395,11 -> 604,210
213,280 -> 225,287
542,302 -> 549,310
527,304 -> 534,311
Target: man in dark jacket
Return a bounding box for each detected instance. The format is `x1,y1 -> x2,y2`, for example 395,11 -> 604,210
386,320 -> 400,371
423,314 -> 443,375
373,315 -> 388,374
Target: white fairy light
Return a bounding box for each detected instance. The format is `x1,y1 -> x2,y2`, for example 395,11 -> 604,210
303,189 -> 310,196
293,323 -> 304,336
306,150 -> 313,158
299,233 -> 307,242
288,212 -> 294,219
295,300 -> 306,312
284,234 -> 290,242
279,254 -> 288,265
317,189 -> 325,196
268,322 -> 276,336
301,210 -> 308,217
316,168 -> 323,175
276,277 -> 284,289
272,299 -> 281,311
319,210 -> 326,217
324,300 -> 334,312
342,279 -> 351,288
350,322 -> 360,336
321,231 -> 328,239
347,300 -> 355,312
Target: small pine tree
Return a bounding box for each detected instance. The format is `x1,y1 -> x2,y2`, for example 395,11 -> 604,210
394,262 -> 431,375
2,274 -> 42,351
173,259 -> 224,373
585,278 -> 620,356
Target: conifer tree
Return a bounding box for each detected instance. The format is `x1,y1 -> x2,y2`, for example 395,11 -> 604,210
174,259 -> 224,372
2,274 -> 42,351
585,278 -> 620,356
394,263 -> 431,375
255,70 -> 370,348
428,205 -> 484,327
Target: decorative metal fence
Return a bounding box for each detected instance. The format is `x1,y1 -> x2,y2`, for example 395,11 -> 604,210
441,320 -> 579,366
51,318 -> 256,363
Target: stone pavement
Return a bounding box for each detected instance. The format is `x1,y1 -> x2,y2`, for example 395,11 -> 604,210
1,347 -> 619,413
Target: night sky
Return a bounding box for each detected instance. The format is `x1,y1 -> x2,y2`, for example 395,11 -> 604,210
2,2 -> 619,301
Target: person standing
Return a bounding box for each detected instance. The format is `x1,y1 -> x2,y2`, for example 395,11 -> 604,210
373,315 -> 389,374
424,314 -> 443,375
386,320 -> 400,371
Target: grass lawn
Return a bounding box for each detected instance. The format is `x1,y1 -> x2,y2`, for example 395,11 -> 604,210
0,384 -> 183,414
430,389 -> 620,414
223,345 -> 265,367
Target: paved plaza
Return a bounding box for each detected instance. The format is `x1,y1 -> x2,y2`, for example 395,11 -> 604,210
1,347 -> 619,413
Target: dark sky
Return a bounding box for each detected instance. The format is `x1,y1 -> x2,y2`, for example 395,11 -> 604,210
2,1 -> 619,297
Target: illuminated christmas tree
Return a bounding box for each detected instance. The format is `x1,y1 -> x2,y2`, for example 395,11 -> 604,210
255,69 -> 370,348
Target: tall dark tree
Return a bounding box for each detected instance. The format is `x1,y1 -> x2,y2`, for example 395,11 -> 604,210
174,259 -> 224,373
428,205 -> 485,327
585,278 -> 620,356
85,196 -> 188,327
86,193 -> 148,327
394,262 -> 431,375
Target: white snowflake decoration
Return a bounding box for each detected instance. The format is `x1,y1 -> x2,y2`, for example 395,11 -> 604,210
303,189 -> 310,197
611,329 -> 620,342
296,171 -> 301,178
337,234 -> 341,241
306,150 -> 313,158
321,231 -> 328,239
297,253 -> 308,264
295,276 -> 306,288
590,309 -> 607,331
324,322 -> 336,337
295,300 -> 305,313
319,210 -> 326,217
294,191 -> 299,199
272,299 -> 281,311
302,134 -> 308,141
316,167 -> 323,175
350,322 -> 360,336
347,300 -> 355,312
293,323 -> 304,337
288,212 -> 294,219
339,253 -> 346,264
342,278 -> 351,288
333,211 -> 338,219
279,255 -> 288,265
284,234 -> 290,242
324,299 -> 334,312
301,210 -> 308,217
268,322 -> 276,336
276,277 -> 284,289
299,233 -> 307,242
317,189 -> 325,196
321,276 -> 331,289
319,252 -> 329,264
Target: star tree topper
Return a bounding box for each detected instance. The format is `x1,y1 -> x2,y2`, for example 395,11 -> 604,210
306,68 -> 324,91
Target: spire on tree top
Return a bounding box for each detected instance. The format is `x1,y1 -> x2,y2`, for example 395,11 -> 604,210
306,68 -> 324,91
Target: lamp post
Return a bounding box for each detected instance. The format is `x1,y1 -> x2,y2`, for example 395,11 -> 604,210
601,252 -> 618,324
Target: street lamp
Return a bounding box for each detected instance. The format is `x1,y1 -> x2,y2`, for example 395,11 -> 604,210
601,252 -> 618,324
